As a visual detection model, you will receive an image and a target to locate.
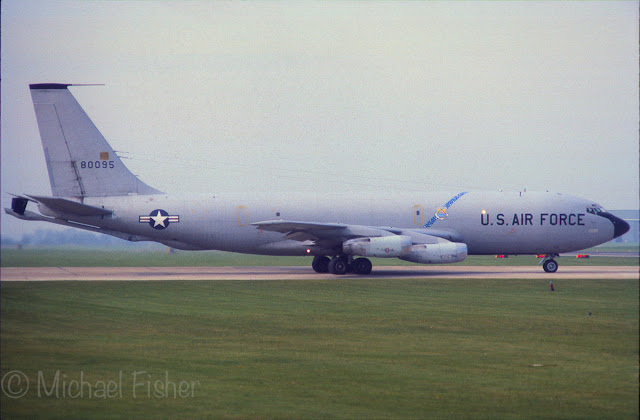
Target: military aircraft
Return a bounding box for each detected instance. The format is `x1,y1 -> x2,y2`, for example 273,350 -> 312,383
5,84 -> 630,274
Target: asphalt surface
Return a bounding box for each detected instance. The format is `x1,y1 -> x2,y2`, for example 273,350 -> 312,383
561,251 -> 639,258
1,265 -> 637,281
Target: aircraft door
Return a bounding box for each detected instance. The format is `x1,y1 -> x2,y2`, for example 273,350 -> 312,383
237,206 -> 247,226
413,204 -> 423,225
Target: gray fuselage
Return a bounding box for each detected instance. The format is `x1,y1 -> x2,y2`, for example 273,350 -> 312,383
52,190 -> 616,256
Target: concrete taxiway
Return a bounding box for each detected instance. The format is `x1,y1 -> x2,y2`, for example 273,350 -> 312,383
1,265 -> 637,281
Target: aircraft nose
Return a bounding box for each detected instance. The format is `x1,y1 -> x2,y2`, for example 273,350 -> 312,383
602,212 -> 630,239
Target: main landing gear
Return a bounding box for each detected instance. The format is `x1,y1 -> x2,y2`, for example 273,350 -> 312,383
541,254 -> 559,273
312,255 -> 373,275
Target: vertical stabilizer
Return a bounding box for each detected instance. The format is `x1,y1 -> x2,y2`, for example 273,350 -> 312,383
29,83 -> 162,197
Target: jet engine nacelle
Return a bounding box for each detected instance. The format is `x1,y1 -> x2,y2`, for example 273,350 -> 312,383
342,235 -> 412,258
400,242 -> 468,264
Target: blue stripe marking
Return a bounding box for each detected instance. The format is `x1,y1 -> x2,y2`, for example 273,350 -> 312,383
423,192 -> 468,228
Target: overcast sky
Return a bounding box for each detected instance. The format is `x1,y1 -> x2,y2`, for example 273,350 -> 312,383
1,1 -> 638,237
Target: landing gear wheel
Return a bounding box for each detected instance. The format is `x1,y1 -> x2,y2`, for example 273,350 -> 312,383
353,257 -> 372,275
312,256 -> 330,273
328,256 -> 348,275
543,259 -> 558,273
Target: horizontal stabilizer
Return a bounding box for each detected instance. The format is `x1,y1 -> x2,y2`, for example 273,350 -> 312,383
4,208 -> 52,222
26,195 -> 113,216
4,207 -> 153,243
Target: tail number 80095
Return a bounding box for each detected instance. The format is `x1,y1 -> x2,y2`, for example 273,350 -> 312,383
80,160 -> 115,169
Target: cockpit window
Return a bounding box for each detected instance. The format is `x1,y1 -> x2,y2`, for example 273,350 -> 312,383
587,206 -> 606,215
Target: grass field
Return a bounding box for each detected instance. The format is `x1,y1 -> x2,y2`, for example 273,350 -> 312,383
1,278 -> 638,419
1,247 -> 638,267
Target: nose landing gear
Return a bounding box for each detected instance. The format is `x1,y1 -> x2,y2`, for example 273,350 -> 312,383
541,254 -> 559,273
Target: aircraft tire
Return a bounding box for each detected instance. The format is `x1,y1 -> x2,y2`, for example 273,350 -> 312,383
328,256 -> 348,275
353,257 -> 372,275
543,259 -> 558,273
312,256 -> 330,273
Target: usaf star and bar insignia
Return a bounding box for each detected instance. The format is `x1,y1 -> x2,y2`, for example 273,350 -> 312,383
139,209 -> 179,230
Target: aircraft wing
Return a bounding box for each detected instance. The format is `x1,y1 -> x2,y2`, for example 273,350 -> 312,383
252,220 -> 348,233
251,220 -> 449,245
252,220 -> 353,242
252,220 -> 404,243
251,219 -> 456,246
